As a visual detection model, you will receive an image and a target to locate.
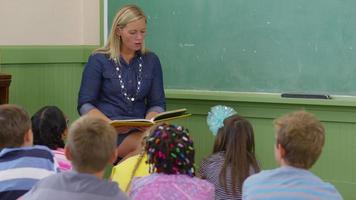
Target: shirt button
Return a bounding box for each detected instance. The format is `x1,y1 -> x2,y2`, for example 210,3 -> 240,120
128,80 -> 132,84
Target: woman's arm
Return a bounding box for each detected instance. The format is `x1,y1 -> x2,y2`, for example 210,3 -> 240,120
77,54 -> 104,116
145,53 -> 166,117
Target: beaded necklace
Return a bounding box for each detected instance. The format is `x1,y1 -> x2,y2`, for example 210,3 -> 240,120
113,56 -> 143,102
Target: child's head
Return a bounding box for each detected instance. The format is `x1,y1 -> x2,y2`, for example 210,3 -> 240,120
31,106 -> 67,150
0,104 -> 32,148
145,123 -> 195,177
213,114 -> 256,156
65,115 -> 117,173
274,110 -> 325,169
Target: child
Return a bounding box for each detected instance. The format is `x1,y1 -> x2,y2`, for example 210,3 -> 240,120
200,105 -> 260,199
0,104 -> 57,200
129,123 -> 215,200
22,116 -> 129,200
111,131 -> 150,192
242,110 -> 343,200
31,106 -> 71,171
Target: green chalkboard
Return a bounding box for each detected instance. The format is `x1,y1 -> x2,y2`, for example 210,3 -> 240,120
108,0 -> 356,95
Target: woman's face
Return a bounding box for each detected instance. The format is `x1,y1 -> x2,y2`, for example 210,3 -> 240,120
117,18 -> 146,54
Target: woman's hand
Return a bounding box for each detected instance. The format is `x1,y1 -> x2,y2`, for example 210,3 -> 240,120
145,111 -> 159,120
86,108 -> 111,122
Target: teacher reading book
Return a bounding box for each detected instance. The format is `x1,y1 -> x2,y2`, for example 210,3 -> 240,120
77,4 -> 166,161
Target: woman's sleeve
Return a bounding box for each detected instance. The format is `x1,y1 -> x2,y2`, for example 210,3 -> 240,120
146,54 -> 166,113
77,54 -> 103,114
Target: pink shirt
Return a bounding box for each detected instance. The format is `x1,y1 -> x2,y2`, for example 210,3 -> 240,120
52,148 -> 71,171
130,173 -> 215,200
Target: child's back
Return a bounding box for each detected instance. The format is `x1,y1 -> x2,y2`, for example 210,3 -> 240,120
131,173 -> 214,200
0,104 -> 57,199
23,171 -> 126,200
242,111 -> 342,200
23,115 -> 129,200
243,166 -> 342,200
129,124 -> 214,200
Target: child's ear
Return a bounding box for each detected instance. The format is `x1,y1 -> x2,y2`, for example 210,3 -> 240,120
23,129 -> 33,147
277,144 -> 286,158
64,146 -> 73,161
274,143 -> 286,166
61,129 -> 68,141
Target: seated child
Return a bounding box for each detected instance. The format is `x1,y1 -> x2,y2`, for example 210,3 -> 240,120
242,110 -> 343,200
31,106 -> 71,171
129,123 -> 215,200
22,115 -> 129,200
200,105 -> 260,200
111,131 -> 150,192
0,104 -> 58,200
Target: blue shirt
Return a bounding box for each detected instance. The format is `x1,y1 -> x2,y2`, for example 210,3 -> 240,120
0,146 -> 58,199
78,51 -> 165,120
242,166 -> 343,200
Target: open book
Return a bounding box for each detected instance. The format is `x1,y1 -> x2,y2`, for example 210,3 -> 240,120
110,108 -> 191,127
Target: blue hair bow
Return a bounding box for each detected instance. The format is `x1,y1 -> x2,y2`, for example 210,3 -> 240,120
207,105 -> 237,136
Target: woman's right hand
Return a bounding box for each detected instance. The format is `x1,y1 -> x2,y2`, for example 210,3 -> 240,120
85,108 -> 111,122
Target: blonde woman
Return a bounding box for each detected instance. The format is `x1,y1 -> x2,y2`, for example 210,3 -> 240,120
78,4 -> 166,160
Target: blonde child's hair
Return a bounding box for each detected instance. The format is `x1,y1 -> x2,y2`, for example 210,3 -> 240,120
274,110 -> 325,169
66,115 -> 117,173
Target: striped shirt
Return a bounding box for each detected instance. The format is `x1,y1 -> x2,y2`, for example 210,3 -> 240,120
0,145 -> 58,199
199,152 -> 258,200
242,166 -> 343,200
52,148 -> 71,171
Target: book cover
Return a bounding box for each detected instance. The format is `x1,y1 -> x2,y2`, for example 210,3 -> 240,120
110,108 -> 191,127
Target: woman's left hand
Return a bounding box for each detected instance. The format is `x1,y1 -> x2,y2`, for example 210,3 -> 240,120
145,111 -> 159,120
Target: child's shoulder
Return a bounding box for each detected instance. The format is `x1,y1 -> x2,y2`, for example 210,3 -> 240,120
0,145 -> 52,158
200,152 -> 225,168
244,168 -> 278,185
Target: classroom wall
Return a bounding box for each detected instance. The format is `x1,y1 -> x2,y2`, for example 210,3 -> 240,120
0,0 -> 100,45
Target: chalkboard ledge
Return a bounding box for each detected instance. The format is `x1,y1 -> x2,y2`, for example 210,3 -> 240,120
165,89 -> 356,108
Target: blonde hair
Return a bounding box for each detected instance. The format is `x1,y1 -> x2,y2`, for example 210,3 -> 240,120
66,116 -> 117,173
95,4 -> 147,60
274,110 -> 325,169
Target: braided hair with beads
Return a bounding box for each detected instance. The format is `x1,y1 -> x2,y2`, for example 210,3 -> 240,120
145,123 -> 195,177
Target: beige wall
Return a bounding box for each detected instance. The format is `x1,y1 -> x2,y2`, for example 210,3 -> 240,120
0,0 -> 100,45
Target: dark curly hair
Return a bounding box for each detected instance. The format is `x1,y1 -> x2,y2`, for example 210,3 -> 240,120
145,123 -> 195,177
31,106 -> 67,149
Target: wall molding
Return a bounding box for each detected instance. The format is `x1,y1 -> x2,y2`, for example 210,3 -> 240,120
166,89 -> 356,123
0,45 -> 97,64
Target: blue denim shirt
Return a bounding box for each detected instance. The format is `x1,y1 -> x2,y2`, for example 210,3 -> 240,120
78,52 -> 166,120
